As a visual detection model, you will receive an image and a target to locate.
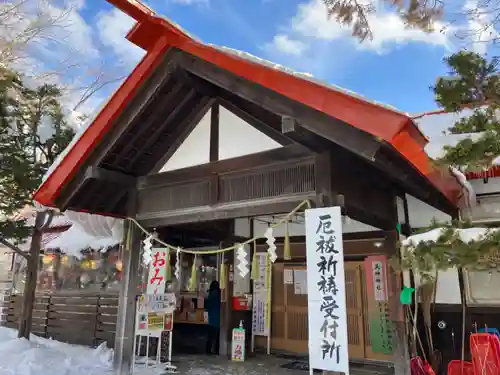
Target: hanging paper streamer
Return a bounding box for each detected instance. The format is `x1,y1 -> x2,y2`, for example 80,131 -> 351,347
142,234 -> 153,265
165,250 -> 171,282
251,241 -> 259,281
174,248 -> 181,281
400,286 -> 415,305
237,244 -> 249,278
189,255 -> 197,291
283,221 -> 291,260
264,227 -> 277,263
220,261 -> 227,290
265,253 -> 271,330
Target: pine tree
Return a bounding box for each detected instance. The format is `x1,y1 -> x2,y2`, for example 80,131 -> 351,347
432,51 -> 500,171
0,66 -> 75,241
0,66 -> 75,339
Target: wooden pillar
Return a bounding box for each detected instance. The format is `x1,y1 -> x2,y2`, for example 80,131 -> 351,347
219,241 -> 234,358
114,198 -> 141,375
209,102 -> 219,162
386,194 -> 411,375
314,151 -> 336,208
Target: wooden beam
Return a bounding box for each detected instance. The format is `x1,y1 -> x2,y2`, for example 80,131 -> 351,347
137,195 -> 314,227
375,146 -> 458,216
56,52 -> 179,209
127,88 -> 199,172
139,143 -> 312,189
107,81 -> 185,165
314,152 -> 334,207
209,102 -> 219,162
93,53 -> 179,166
178,51 -> 382,161
218,99 -> 294,146
85,166 -> 136,188
150,96 -> 214,173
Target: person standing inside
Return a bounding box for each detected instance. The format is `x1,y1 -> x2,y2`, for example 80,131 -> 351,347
204,280 -> 221,355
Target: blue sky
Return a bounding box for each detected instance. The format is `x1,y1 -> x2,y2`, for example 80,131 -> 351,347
15,0 -> 492,122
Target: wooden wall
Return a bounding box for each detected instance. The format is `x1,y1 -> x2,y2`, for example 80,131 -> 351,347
4,293 -> 118,347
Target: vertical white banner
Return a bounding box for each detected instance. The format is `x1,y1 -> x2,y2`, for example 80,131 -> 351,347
252,253 -> 270,337
305,206 -> 349,375
147,248 -> 168,295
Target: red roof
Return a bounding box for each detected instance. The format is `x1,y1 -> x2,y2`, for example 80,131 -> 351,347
33,0 -> 463,209
465,166 -> 500,180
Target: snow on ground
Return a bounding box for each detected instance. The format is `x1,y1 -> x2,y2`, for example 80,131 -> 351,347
0,327 -> 113,375
0,327 -> 388,375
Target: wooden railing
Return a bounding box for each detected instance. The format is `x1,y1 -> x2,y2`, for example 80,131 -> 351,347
137,154 -> 316,218
4,293 -> 118,347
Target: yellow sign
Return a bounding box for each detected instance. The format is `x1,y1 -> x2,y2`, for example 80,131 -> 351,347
147,313 -> 164,331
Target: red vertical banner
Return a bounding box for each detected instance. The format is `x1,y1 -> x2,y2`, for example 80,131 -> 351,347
364,255 -> 394,355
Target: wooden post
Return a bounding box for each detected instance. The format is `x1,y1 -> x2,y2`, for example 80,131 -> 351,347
18,210 -> 52,339
386,194 -> 411,375
114,218 -> 142,374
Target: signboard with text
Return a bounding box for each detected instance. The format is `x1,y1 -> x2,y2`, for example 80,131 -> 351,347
147,249 -> 168,295
305,207 -> 349,375
364,255 -> 393,355
252,253 -> 271,337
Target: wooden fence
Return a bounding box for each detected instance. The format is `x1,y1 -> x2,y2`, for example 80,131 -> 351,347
4,292 -> 119,347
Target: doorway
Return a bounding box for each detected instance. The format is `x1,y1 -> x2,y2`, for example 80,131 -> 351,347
264,261 -> 392,361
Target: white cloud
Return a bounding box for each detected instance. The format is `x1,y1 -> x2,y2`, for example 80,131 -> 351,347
171,0 -> 208,4
95,8 -> 145,68
289,0 -> 451,52
267,34 -> 308,56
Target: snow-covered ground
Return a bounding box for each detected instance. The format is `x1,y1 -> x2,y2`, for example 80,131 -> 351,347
0,327 -> 113,375
0,326 -> 389,375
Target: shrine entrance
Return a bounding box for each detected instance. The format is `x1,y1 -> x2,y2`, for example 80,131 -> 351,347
33,2 -> 465,374
259,256 -> 392,361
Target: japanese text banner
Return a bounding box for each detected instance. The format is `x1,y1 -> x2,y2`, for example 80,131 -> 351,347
305,206 -> 349,375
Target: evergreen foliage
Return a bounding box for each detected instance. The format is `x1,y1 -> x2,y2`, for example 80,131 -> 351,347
0,66 -> 75,242
433,51 -> 500,171
396,220 -> 500,283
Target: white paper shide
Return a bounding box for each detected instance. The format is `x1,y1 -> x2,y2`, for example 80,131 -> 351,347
305,207 -> 349,375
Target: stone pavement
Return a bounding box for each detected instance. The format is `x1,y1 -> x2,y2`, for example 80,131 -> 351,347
135,355 -> 393,375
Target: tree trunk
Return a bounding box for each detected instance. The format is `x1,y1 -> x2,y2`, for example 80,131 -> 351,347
18,211 -> 45,339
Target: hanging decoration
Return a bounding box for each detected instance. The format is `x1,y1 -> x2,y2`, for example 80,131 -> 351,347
264,227 -> 277,263
251,241 -> 259,281
125,200 -> 312,269
174,248 -> 181,281
188,255 -> 197,291
142,234 -> 153,266
283,220 -> 291,260
220,258 -> 227,290
400,286 -> 415,305
165,251 -> 171,282
236,244 -> 249,278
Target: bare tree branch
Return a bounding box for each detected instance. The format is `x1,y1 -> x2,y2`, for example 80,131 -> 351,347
0,235 -> 28,259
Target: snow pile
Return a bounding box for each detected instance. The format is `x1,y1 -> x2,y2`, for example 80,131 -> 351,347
450,167 -> 476,208
0,327 -> 113,375
45,224 -> 120,259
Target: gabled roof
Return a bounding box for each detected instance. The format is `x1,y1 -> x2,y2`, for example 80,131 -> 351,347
33,0 -> 462,209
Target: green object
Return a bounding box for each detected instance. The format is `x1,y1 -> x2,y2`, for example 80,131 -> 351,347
400,286 -> 415,305
396,223 -> 401,234
369,310 -> 394,355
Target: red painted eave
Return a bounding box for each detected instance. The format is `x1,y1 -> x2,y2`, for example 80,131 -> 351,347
33,0 -> 462,211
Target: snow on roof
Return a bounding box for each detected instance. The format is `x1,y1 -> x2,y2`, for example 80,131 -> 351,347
402,227 -> 499,247
213,46 -> 408,117
45,223 -> 120,258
